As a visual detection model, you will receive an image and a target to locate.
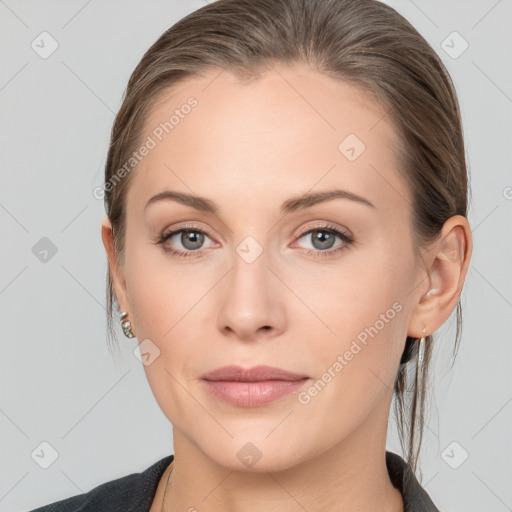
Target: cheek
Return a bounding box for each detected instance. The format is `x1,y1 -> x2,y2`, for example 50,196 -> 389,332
126,257 -> 210,425
124,239 -> 201,340
289,256 -> 407,340
124,242 -> 213,378
294,294 -> 407,446
292,255 -> 412,390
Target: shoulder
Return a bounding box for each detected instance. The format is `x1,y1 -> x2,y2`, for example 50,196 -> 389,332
27,454 -> 174,512
386,451 -> 441,512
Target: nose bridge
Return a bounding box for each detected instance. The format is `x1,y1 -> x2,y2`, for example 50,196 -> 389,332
234,238 -> 268,289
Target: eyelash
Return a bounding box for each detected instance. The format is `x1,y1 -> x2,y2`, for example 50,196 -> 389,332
153,223 -> 355,260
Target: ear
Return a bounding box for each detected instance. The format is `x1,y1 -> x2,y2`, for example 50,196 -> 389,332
101,216 -> 130,316
407,215 -> 472,338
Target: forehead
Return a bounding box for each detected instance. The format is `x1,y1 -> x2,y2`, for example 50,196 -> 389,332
126,63 -> 409,216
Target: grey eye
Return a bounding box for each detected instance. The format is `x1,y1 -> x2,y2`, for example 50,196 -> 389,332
179,230 -> 205,250
306,229 -> 337,250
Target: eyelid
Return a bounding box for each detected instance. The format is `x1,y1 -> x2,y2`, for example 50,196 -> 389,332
162,222 -> 209,236
294,221 -> 352,237
163,221 -> 227,244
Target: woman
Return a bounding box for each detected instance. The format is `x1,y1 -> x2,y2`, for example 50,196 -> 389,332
30,0 -> 472,510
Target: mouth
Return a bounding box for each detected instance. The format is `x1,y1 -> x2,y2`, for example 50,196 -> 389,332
200,365 -> 311,407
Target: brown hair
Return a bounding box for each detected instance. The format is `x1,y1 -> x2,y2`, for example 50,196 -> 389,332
102,0 -> 470,476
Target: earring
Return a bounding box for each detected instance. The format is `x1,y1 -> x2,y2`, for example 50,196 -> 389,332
418,326 -> 427,366
120,311 -> 135,339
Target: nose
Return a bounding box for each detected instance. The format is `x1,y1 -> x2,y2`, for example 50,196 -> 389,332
216,250 -> 285,342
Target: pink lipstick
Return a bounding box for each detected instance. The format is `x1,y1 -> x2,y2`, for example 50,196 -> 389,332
201,365 -> 310,407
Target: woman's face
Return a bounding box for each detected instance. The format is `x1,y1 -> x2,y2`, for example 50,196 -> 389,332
112,63 -> 426,470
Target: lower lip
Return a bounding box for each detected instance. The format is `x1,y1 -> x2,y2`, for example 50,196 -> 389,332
202,379 -> 310,407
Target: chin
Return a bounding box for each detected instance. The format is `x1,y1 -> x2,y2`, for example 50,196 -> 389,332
198,434 -> 307,473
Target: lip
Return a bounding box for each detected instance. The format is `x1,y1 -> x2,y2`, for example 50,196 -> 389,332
201,365 -> 309,382
201,365 -> 311,407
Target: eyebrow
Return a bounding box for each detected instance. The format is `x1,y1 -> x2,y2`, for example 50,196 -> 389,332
144,188 -> 376,215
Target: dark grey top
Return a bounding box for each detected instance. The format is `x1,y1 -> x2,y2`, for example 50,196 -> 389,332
27,451 -> 440,511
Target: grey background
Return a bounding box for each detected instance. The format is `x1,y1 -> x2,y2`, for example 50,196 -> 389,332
1,1 -> 511,510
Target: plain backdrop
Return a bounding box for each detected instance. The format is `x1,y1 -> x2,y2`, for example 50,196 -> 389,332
1,1 -> 511,511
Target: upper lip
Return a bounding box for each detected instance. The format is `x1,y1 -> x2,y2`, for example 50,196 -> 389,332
201,365 -> 309,382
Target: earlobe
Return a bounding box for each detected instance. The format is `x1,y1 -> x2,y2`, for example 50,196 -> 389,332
408,215 -> 472,338
101,216 -> 130,314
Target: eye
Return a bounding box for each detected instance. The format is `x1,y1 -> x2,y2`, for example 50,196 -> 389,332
153,223 -> 354,260
153,224 -> 216,259
292,224 -> 354,259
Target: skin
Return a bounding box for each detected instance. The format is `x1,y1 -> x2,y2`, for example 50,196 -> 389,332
102,62 -> 472,512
